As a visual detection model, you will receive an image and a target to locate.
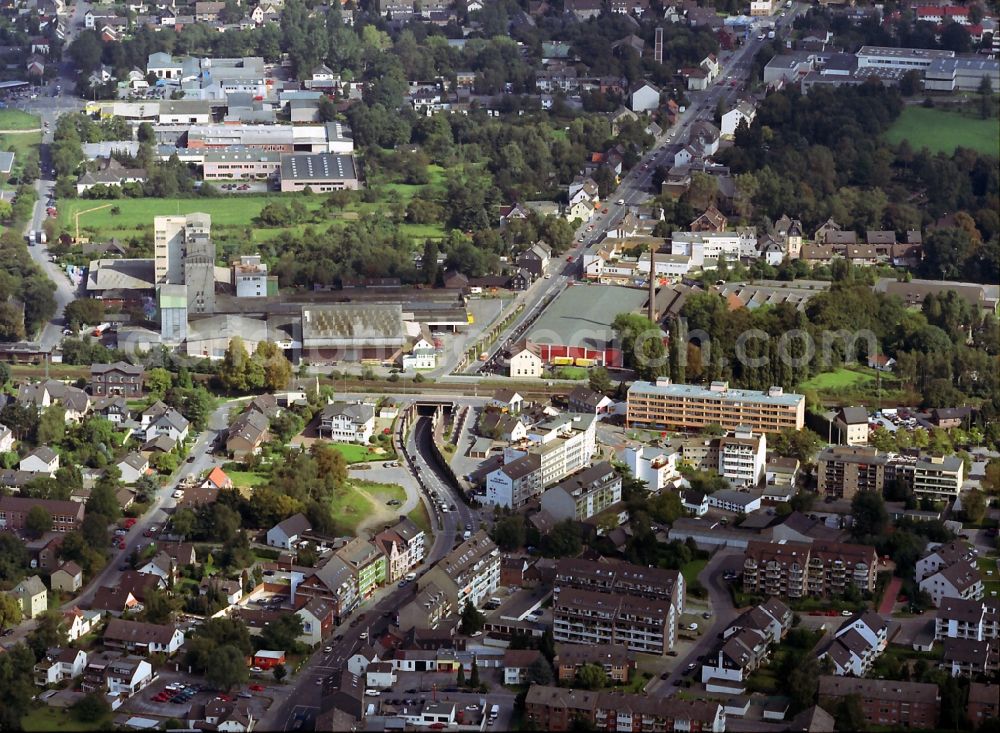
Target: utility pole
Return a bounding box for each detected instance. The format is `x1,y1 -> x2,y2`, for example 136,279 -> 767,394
648,244 -> 656,324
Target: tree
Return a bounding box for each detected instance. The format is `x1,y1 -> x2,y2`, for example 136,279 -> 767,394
850,490 -> 888,539
145,367 -> 173,398
613,313 -> 667,380
469,660 -> 480,688
786,656 -> 819,712
528,655 -> 554,685
63,298 -> 105,331
255,341 -> 292,391
576,663 -> 607,690
259,613 -> 305,653
491,514 -> 526,551
457,664 -> 466,685
72,692 -> 111,723
273,664 -> 287,683
25,506 -> 52,539
588,367 -> 612,394
0,593 -> 22,630
87,481 -> 121,520
37,404 -> 67,445
0,362 -> 9,387
963,489 -> 987,525
834,693 -> 866,732
26,611 -> 68,658
206,644 -> 249,691
422,238 -> 439,286
459,600 -> 485,635
541,520 -> 582,557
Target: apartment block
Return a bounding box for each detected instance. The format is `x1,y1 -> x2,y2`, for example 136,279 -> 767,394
818,612 -> 889,676
554,558 -> 685,609
816,445 -> 886,500
485,413 -> 597,508
0,496 -> 85,533
525,686 -> 725,733
553,643 -> 636,684
818,676 -> 940,730
540,462 -> 622,523
717,427 -> 766,488
743,539 -> 878,599
935,598 -> 1000,641
912,454 -> 964,500
623,445 -> 679,492
420,531 -> 500,611
553,587 -> 677,655
154,212 -> 211,285
627,379 -> 805,433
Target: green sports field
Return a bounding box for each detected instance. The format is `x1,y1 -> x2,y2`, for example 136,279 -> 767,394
884,106 -> 1000,157
60,196 -> 287,234
0,109 -> 41,130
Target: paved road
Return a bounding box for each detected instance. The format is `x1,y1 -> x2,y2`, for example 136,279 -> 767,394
648,549 -> 744,695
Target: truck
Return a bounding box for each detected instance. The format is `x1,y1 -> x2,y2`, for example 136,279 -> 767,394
26,230 -> 35,245
36,230 -> 47,244
91,322 -> 111,337
767,30 -> 776,39
489,705 -> 499,722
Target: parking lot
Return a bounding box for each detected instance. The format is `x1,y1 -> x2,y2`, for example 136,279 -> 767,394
125,672 -> 275,720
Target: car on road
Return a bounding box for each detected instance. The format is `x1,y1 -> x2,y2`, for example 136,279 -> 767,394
364,689 -> 381,696
841,610 -> 853,616
702,612 -> 712,619
688,623 -> 699,631
249,684 -> 264,692
673,679 -> 682,686
359,631 -> 368,640
334,634 -> 344,642
323,646 -> 333,653
405,572 -> 417,581
660,672 -> 670,680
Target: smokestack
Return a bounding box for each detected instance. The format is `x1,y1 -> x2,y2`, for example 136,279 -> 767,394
648,245 -> 656,324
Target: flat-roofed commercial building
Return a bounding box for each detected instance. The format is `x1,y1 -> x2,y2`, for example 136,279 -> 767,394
856,45 -> 954,70
279,153 -> 360,192
627,379 -> 805,433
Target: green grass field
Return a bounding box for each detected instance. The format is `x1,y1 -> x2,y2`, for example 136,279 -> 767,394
0,109 -> 41,130
0,129 -> 40,161
22,708 -> 110,732
800,367 -> 877,391
331,479 -> 407,532
225,469 -> 270,489
885,106 -> 1000,157
60,196 -> 287,234
408,501 -> 432,534
681,558 -> 708,588
331,443 -> 393,463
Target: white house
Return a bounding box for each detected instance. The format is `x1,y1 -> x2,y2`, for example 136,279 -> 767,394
630,82 -> 660,112
0,423 -> 14,452
623,445 -> 679,492
682,490 -> 709,516
34,648 -> 88,687
509,346 -> 544,379
707,490 -> 762,514
106,657 -> 154,697
295,598 -> 334,647
402,336 -> 437,371
319,402 -> 375,444
365,662 -> 397,689
916,541 -> 978,582
720,100 -> 757,138
63,607 -> 102,642
818,612 -> 888,676
116,453 -> 150,485
20,446 -> 59,475
103,619 -> 185,657
503,649 -> 545,685
919,560 -> 984,607
266,513 -> 312,550
490,389 -> 524,413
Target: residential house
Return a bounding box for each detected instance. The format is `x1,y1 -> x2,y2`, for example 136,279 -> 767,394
20,446 -> 59,475
919,559 -> 984,607
12,575 -> 48,619
701,626 -> 770,691
539,462 -> 623,524
968,682 -> 1000,728
137,551 -> 177,584
141,402 -> 190,443
630,82 -> 660,113
106,656 -> 155,697
373,517 -> 425,583
319,402 -> 375,444
116,453 -> 149,485
63,607 -> 101,642
690,205 -> 728,232
334,536 -> 387,601
490,388 -> 524,413
90,362 -> 145,398
682,490 -> 709,516
818,612 -> 889,676
509,344 -> 544,379
817,676 -> 940,730
566,386 -> 614,415
103,618 -> 185,656
202,467 -> 233,490
478,411 -> 527,443
717,427 -> 766,488
92,396 -> 130,424
934,598 -> 999,641
226,409 -> 270,459
720,100 -> 757,138
516,242 -> 552,278
0,423 -> 14,453
504,649 -> 545,685
266,513 -> 312,550
50,561 -> 83,593
941,638 -> 997,676
297,598 -> 336,647
34,648 -> 88,687
834,406 -> 869,446
76,158 -> 148,195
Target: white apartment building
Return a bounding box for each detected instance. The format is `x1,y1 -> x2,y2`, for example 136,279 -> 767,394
718,427 -> 766,488
934,598 -> 999,641
623,445 -> 679,492
485,453 -> 542,509
422,531 -> 500,611
233,255 -> 269,297
670,229 -> 757,268
154,212 -> 211,285
912,455 -> 964,500
540,462 -> 622,522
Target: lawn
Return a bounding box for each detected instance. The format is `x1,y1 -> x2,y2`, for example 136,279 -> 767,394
799,367 -> 877,390
0,129 -> 41,162
0,109 -> 41,130
22,707 -> 111,732
331,479 -> 407,533
60,196 -> 289,234
408,501 -> 432,534
225,469 -> 270,489
978,557 -> 1000,599
884,106 -> 1000,157
331,442 -> 393,463
681,558 -> 708,588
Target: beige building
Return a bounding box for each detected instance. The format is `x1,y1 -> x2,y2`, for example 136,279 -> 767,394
817,445 -> 887,500
627,379 -> 805,433
743,539 -> 878,599
913,455 -> 964,501
509,345 -> 544,378
153,212 -> 211,285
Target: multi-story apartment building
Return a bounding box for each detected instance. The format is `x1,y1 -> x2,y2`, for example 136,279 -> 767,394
916,540 -> 979,581
819,612 -> 889,676
817,445 -> 886,499
334,537 -> 387,601
554,558 -> 685,610
0,497 -> 85,533
294,555 -> 358,622
540,462 -> 622,523
912,454 -> 964,500
623,445 -> 679,492
485,414 -> 597,508
818,676 -> 940,730
420,531 -> 500,612
627,379 -> 805,433
743,539 -> 878,599
717,428 -> 766,488
90,362 -> 145,398
319,402 -> 376,444
920,559 -> 984,607
373,518 -> 425,583
525,686 -> 726,733
935,598 -> 1000,641
553,587 -> 677,655
553,643 -> 636,684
